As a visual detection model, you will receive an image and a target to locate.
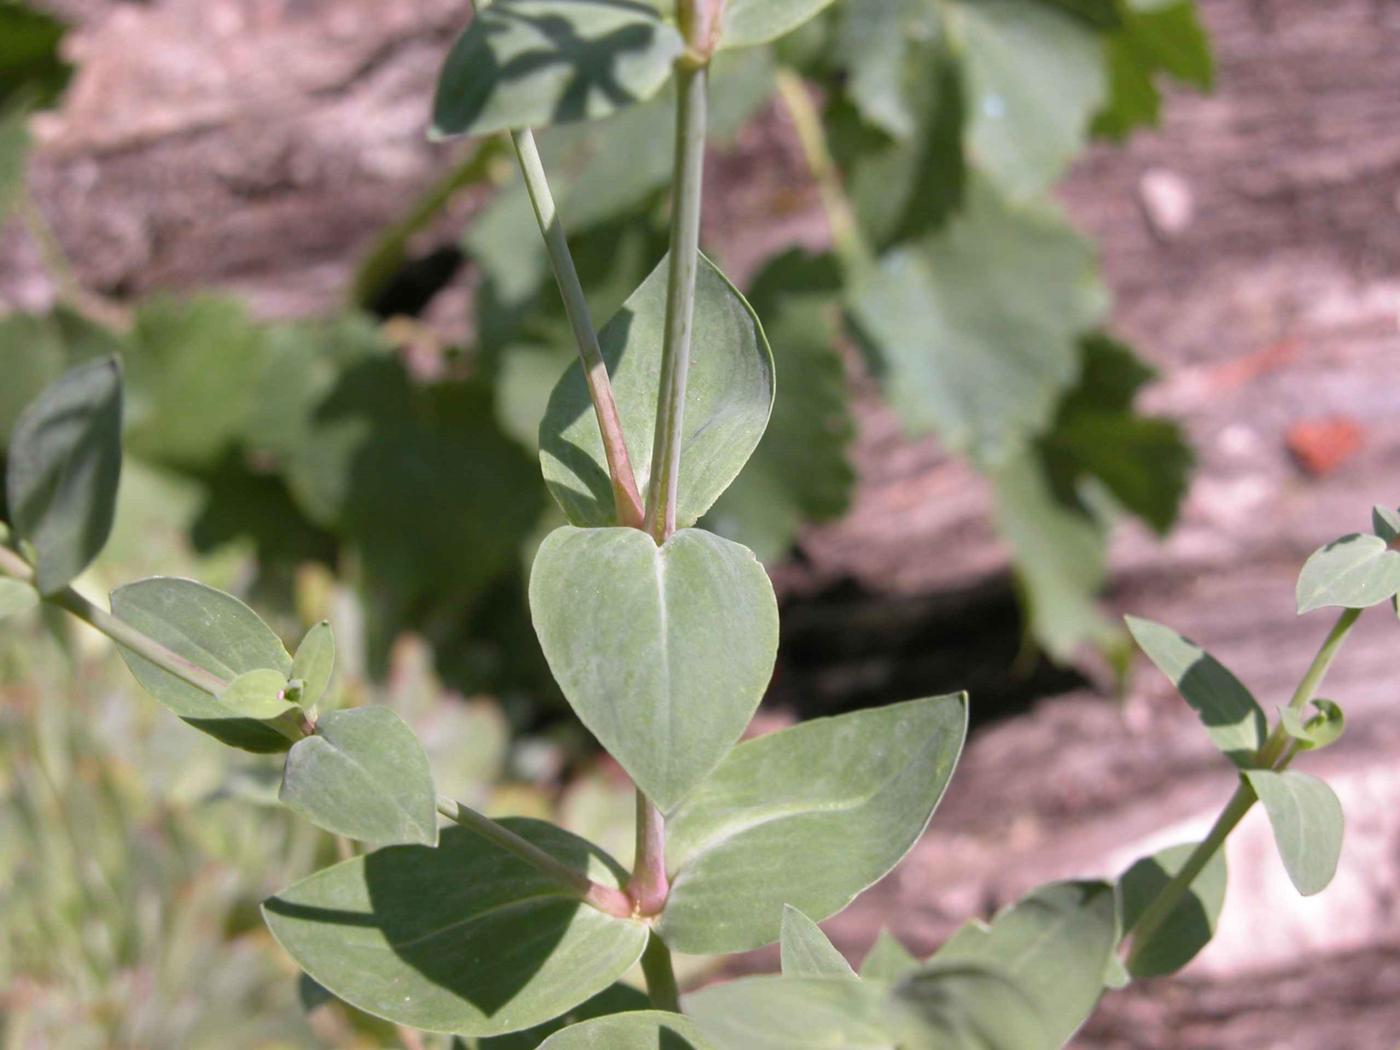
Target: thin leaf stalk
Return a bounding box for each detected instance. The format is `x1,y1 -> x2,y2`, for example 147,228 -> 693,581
1124,606 -> 1362,967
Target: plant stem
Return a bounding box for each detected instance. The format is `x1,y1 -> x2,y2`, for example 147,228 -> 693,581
1123,606 -> 1363,968
511,127 -> 645,528
434,796 -> 635,919
640,931 -> 681,1012
642,60 -> 707,544
629,790 -> 669,915
774,68 -> 873,278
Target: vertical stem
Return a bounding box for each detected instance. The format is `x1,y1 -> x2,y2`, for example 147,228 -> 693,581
641,931 -> 681,1012
642,60 -> 708,544
630,789 -> 669,915
511,128 -> 646,528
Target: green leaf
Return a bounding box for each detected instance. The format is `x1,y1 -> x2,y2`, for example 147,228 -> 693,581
6,356 -> 123,594
718,0 -> 837,50
892,962 -> 1048,1050
1296,533 -> 1400,613
0,577 -> 37,620
1094,0 -> 1213,141
658,695 -> 967,954
529,525 -> 778,811
930,881 -> 1117,1046
291,620 -> 335,708
685,975 -> 895,1049
1244,769 -> 1345,896
481,984 -> 651,1050
850,178 -> 1107,466
859,929 -> 920,982
539,252 -> 773,528
705,251 -> 855,561
831,0 -> 939,140
1037,0 -> 1122,27
781,905 -> 856,978
1124,616 -> 1267,765
943,0 -> 1107,199
280,707 -> 438,847
1372,505 -> 1400,543
110,577 -> 295,753
0,2 -> 71,109
431,0 -> 685,139
1279,699 -> 1344,752
539,1011 -> 715,1049
262,820 -> 647,1037
0,309 -> 126,451
0,99 -> 27,223
219,667 -> 297,720
1118,841 -> 1227,978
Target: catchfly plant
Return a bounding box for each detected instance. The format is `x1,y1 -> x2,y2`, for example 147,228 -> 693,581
0,1 -> 1382,1047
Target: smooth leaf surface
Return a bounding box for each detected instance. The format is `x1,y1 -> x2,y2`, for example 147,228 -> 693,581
1244,770 -> 1344,896
685,975 -> 895,1049
540,252 -> 773,528
291,620 -> 335,707
431,0 -> 684,138
931,881 -> 1117,1046
851,179 -> 1107,466
280,707 -> 438,847
1125,616 -> 1266,765
0,577 -> 37,620
539,1011 -> 714,1049
781,905 -> 856,978
530,526 -> 776,810
892,962 -> 1048,1050
1279,699 -> 1344,752
659,695 -> 967,954
1373,505 -> 1400,543
859,929 -> 920,982
1119,841 -> 1227,978
1094,0 -> 1213,140
262,821 -> 647,1036
6,356 -> 122,594
1296,533 -> 1400,613
481,984 -> 650,1050
218,668 -> 297,720
718,0 -> 836,50
944,0 -> 1106,199
832,0 -> 939,140
110,577 -> 295,753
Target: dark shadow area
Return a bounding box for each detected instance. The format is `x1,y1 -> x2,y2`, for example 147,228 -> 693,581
365,245 -> 464,320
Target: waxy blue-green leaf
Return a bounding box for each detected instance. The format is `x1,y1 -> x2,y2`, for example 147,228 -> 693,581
219,667 -> 297,720
943,0 -> 1107,200
1125,616 -> 1266,765
781,905 -> 856,978
481,984 -> 650,1050
859,929 -> 920,982
431,0 -> 684,139
291,620 -> 335,708
832,0 -> 938,140
717,0 -> 836,50
893,962 -> 1048,1050
540,252 -> 773,528
1373,505 -> 1400,543
111,577 -> 295,753
930,881 -> 1117,1046
658,695 -> 967,954
1119,841 -> 1227,979
539,1011 -> 715,1049
1295,533 -> 1400,614
530,526 -> 777,810
280,707 -> 438,847
6,356 -> 122,594
850,179 -> 1107,467
1244,769 -> 1344,897
685,975 -> 895,1049
0,577 -> 38,620
262,821 -> 647,1037
1279,699 -> 1344,752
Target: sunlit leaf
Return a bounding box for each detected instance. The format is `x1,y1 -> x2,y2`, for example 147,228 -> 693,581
1244,769 -> 1344,896
481,984 -> 651,1050
0,577 -> 37,620
685,975 -> 894,1049
538,1011 -> 714,1049
1296,533 -> 1400,613
892,962 -> 1048,1049
859,929 -> 920,982
291,620 -> 335,708
1279,698 -> 1344,752
718,0 -> 837,50
1119,841 -> 1227,979
781,905 -> 856,978
219,668 -> 297,721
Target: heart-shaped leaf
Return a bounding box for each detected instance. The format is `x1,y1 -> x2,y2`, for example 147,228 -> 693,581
262,820 -> 647,1037
658,695 -> 967,954
431,0 -> 685,139
1279,698 -> 1344,752
1244,769 -> 1344,896
0,577 -> 37,620
539,1011 -> 715,1049
781,905 -> 856,978
6,356 -> 122,594
280,707 -> 438,847
539,252 -> 773,529
529,525 -> 777,810
1296,533 -> 1400,613
859,930 -> 920,982
1125,616 -> 1266,765
717,0 -> 836,50
1119,841 -> 1227,979
111,577 -> 295,753
291,619 -> 335,707
930,881 -> 1117,1047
